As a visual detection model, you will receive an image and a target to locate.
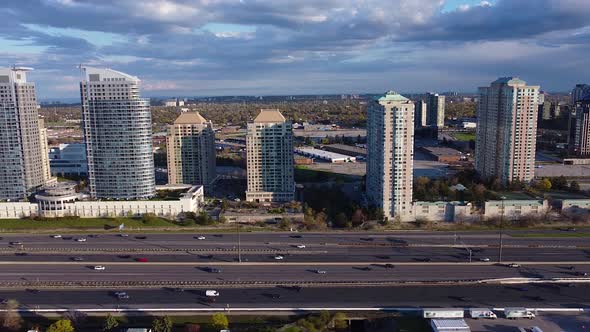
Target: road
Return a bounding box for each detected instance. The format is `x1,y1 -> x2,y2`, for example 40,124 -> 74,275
0,262 -> 586,284
1,284 -> 589,310
1,231 -> 589,264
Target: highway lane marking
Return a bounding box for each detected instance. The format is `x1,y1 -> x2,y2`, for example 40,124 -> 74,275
0,261 -> 589,266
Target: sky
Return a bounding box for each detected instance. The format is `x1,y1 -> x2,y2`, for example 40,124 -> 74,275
1,0 -> 589,99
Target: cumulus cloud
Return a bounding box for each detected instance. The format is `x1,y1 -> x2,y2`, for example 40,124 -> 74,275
0,0 -> 588,98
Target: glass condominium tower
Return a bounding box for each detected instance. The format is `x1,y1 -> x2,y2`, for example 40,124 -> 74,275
0,67 -> 50,201
80,67 -> 155,199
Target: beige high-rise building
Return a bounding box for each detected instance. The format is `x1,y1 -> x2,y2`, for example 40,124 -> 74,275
246,109 -> 294,203
167,112 -> 216,188
475,77 -> 540,184
366,91 -> 414,221
0,67 -> 50,200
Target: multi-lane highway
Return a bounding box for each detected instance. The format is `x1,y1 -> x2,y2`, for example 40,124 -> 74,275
1,284 -> 589,310
0,230 -> 588,311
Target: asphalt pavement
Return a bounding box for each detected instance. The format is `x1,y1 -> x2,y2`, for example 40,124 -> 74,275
1,284 -> 589,310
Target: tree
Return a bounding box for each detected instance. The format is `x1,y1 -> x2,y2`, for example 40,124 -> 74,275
332,312 -> 348,330
570,181 -> 580,192
211,313 -> 229,330
0,299 -> 21,331
333,212 -> 348,228
102,314 -> 119,331
472,184 -> 486,202
552,176 -> 568,190
350,209 -> 366,227
536,178 -> 552,191
152,316 -> 173,332
47,319 -> 75,332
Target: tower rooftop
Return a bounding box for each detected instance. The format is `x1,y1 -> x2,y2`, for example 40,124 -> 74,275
254,109 -> 286,123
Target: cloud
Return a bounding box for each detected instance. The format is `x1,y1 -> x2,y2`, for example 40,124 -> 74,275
0,0 -> 588,98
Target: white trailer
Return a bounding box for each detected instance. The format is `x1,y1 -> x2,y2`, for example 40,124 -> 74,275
505,308 -> 535,319
423,308 -> 464,319
468,308 -> 497,319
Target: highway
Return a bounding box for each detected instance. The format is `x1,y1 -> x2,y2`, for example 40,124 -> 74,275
0,262 -> 587,284
0,231 -> 588,311
1,284 -> 589,310
0,231 -> 589,264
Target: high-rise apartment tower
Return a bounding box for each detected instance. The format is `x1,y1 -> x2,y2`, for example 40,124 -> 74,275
167,112 -> 216,188
246,109 -> 294,203
80,67 -> 155,199
426,92 -> 445,127
366,91 -> 414,221
475,77 -> 539,184
0,67 -> 51,200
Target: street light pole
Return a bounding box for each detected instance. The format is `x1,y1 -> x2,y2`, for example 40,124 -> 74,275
498,196 -> 506,263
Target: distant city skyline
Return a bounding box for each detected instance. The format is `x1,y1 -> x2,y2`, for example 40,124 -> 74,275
1,0 -> 589,99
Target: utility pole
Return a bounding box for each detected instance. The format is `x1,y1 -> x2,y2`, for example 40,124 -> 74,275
498,196 -> 506,263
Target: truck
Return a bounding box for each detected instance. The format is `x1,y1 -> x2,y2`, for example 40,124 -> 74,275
469,308 -> 497,319
505,308 -> 535,319
423,308 -> 464,319
205,290 -> 220,297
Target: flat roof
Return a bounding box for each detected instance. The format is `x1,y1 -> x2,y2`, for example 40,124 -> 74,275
431,319 -> 470,329
296,147 -> 356,161
423,146 -> 463,156
325,144 -> 367,154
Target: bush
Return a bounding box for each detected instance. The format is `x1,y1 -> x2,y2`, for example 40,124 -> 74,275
211,313 -> 229,330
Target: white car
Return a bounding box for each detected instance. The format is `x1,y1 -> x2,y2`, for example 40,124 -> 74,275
274,255 -> 284,260
51,235 -> 62,239
93,265 -> 106,270
196,236 -> 206,240
508,263 -> 521,268
296,244 -> 306,249
76,238 -> 87,242
205,290 -> 220,297
480,257 -> 491,262
114,291 -> 127,296
315,270 -> 327,274
119,234 -> 129,237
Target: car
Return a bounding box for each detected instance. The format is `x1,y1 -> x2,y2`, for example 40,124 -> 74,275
0,299 -> 7,305
76,238 -> 87,242
359,266 -> 372,271
196,236 -> 206,240
315,270 -> 327,274
573,271 -> 588,277
416,257 -> 431,262
205,267 -> 221,273
135,236 -> 147,240
9,241 -> 22,245
93,265 -> 106,270
72,257 -> 84,261
115,292 -> 129,299
135,258 -> 148,262
508,263 -> 521,268
173,288 -> 185,292
296,244 -> 306,249
480,257 -> 491,262
290,235 -> 303,239
15,252 -> 28,256
88,234 -> 99,238
118,254 -> 131,259
269,294 -> 281,299
384,263 -> 395,269
274,255 -> 284,260
114,291 -> 127,296
51,234 -> 62,239
119,233 -> 129,237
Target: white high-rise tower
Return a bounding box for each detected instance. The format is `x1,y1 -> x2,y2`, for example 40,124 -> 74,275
80,67 -> 155,199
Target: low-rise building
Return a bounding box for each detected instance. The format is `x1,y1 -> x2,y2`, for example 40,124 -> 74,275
561,199 -> 590,215
295,147 -> 356,163
223,211 -> 304,223
421,147 -> 464,163
323,144 -> 367,158
413,201 -> 475,222
0,185 -> 204,219
483,199 -> 549,220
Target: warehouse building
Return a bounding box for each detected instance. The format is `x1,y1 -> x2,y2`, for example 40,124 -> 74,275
295,147 -> 356,163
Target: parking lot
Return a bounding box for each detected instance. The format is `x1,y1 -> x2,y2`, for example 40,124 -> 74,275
466,312 -> 590,332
